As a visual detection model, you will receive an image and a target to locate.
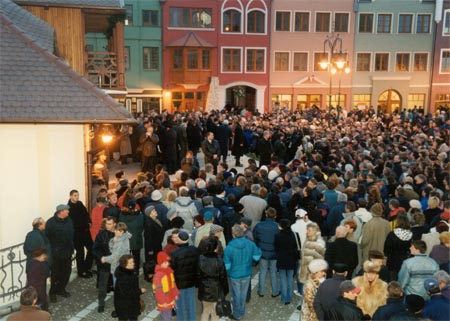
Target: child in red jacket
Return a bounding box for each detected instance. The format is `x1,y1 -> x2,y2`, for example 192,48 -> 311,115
153,251 -> 179,321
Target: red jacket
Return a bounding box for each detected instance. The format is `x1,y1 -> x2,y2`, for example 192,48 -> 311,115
152,265 -> 179,311
90,205 -> 105,240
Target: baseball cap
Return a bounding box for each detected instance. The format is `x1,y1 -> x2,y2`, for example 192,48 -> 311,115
424,278 -> 440,293
295,208 -> 307,218
56,204 -> 70,211
339,280 -> 361,294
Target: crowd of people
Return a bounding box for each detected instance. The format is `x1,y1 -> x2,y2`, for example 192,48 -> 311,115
12,105 -> 450,321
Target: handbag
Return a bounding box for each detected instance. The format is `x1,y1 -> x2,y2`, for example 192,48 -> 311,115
215,299 -> 232,318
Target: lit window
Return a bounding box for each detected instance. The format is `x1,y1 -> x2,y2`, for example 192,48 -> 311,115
374,53 -> 389,71
396,53 -> 410,72
413,53 -> 428,71
223,9 -> 241,32
143,47 -> 159,70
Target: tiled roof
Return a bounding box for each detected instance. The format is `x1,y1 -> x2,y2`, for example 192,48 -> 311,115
0,0 -> 54,52
0,4 -> 134,124
13,0 -> 123,9
167,32 -> 215,48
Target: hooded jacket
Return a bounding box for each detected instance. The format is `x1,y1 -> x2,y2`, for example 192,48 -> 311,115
153,264 -> 179,311
384,228 -> 413,273
224,237 -> 262,280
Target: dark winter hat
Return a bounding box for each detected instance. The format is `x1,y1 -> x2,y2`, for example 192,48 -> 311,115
194,214 -> 205,225
239,217 -> 252,227
144,205 -> 155,216
170,216 -> 185,228
178,231 -> 190,242
119,179 -> 129,187
424,278 -> 440,293
203,211 -> 214,221
339,280 -> 360,294
333,263 -> 349,274
405,294 -> 425,313
56,204 -> 70,212
234,203 -> 244,213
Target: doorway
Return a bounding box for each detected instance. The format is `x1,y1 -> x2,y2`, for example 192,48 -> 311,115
226,86 -> 256,112
378,89 -> 401,114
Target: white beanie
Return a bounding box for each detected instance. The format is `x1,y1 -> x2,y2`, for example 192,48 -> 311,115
308,259 -> 328,274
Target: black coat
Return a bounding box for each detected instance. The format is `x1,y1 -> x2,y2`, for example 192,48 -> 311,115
256,138 -> 272,166
27,259 -> 49,311
114,266 -> 142,320
372,298 -> 407,321
232,124 -> 245,156
68,200 -> 91,232
186,122 -> 203,152
216,124 -> 232,155
23,229 -> 51,272
45,214 -> 74,259
201,139 -> 220,165
92,229 -> 113,271
325,238 -> 358,279
170,244 -> 200,289
313,274 -> 346,321
324,296 -> 365,321
159,128 -> 178,161
383,230 -> 412,273
274,230 -> 299,270
103,205 -> 120,220
144,216 -> 165,259
197,254 -> 229,302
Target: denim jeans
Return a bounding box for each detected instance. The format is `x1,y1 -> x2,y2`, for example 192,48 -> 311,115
230,277 -> 251,320
279,269 -> 294,304
97,269 -> 110,307
258,259 -> 279,296
295,260 -> 302,293
176,287 -> 196,321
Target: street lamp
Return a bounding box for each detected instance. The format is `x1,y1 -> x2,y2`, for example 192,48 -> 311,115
320,34 -> 348,126
337,66 -> 351,120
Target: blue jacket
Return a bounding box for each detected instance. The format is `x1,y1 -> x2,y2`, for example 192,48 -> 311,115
372,297 -> 406,321
398,254 -> 439,299
422,294 -> 450,321
224,237 -> 261,280
253,218 -> 279,260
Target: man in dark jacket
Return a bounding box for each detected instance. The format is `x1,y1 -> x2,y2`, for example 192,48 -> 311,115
201,131 -> 221,174
68,189 -> 93,279
232,118 -> 246,166
325,226 -> 358,279
45,204 -> 74,303
372,281 -> 406,321
170,231 -> 200,321
256,130 -> 273,167
92,216 -> 116,313
314,263 -> 348,321
216,119 -> 232,163
324,280 -> 367,321
103,192 -> 120,220
159,122 -> 178,174
139,124 -> 159,173
23,217 -> 51,273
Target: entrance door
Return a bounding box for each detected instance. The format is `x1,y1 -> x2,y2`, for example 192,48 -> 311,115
378,89 -> 401,114
226,86 -> 256,112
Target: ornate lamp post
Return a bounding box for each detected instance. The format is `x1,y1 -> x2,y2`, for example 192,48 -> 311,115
319,34 -> 348,126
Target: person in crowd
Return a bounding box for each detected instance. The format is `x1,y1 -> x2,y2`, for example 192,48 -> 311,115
434,270 -> 450,299
429,231 -> 450,269
92,216 -> 116,313
197,236 -> 229,321
232,118 -> 246,167
144,205 -> 165,282
360,203 -> 391,263
254,207 -> 280,298
140,123 -> 159,173
46,204 -> 74,303
104,192 -> 121,220
23,217 -> 51,274
323,280 -> 365,321
422,278 -> 450,321
325,226 -> 358,279
201,131 -> 221,174
153,251 -> 179,321
114,254 -> 146,321
26,248 -> 49,311
224,225 -> 262,320
239,183 -> 267,229
301,259 -> 328,321
372,281 -> 406,321
6,287 -> 51,321
170,230 -> 200,321
68,189 -> 94,279
398,239 -> 440,299
313,263 -> 348,321
90,196 -> 106,241
352,260 -> 388,318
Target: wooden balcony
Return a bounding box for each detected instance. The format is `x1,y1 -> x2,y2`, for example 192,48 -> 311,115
85,51 -> 125,90
169,70 -> 212,85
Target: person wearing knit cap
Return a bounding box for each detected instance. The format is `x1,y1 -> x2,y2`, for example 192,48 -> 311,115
153,252 -> 179,321
360,203 -> 390,263
352,261 -> 388,318
301,259 -> 328,321
421,278 -> 450,321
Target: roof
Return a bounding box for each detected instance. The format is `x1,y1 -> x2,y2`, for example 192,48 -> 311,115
167,32 -> 215,48
13,0 -> 123,9
0,0 -> 54,52
0,1 -> 134,124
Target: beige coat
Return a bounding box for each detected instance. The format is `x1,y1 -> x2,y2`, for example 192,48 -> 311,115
300,277 -> 321,321
352,275 -> 387,317
360,216 -> 390,263
299,234 -> 325,283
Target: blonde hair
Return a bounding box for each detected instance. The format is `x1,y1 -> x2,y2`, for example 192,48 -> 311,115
439,231 -> 450,245
428,196 -> 440,209
166,190 -> 177,202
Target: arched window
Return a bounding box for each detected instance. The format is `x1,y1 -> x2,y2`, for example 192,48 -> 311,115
247,10 -> 265,33
223,9 -> 241,32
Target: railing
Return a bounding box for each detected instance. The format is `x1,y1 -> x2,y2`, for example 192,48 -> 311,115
0,243 -> 26,311
85,51 -> 119,89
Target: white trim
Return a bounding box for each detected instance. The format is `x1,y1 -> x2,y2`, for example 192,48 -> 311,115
439,48 -> 450,74
292,51 -> 309,72
315,11 -> 332,33
166,27 -> 215,31
244,47 -> 267,74
273,50 -> 290,72
352,85 -> 373,88
409,85 -> 430,88
431,82 -> 450,86
126,94 -> 163,98
397,12 -> 415,34
373,52 -> 390,72
371,76 -> 411,80
245,0 -> 268,35
293,10 -> 311,32
358,12 -> 375,34
274,10 -> 292,32
334,11 -> 351,34
443,9 -> 450,36
221,46 -> 243,73
394,51 -> 411,72
355,51 -> 372,72
221,7 -> 244,35
245,8 -> 267,35
376,12 -> 392,34
415,13 -> 432,34
412,51 -> 429,72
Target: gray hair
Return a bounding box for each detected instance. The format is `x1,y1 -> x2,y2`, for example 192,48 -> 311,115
251,184 -> 261,194
232,224 -> 244,238
337,192 -> 348,203
185,179 -> 196,190
434,270 -> 450,285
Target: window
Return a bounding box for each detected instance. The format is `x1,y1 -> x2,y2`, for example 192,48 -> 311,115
125,46 -> 130,70
125,5 -> 133,26
416,14 -> 431,33
143,47 -> 159,70
374,53 -> 389,71
247,10 -> 265,33
142,10 -> 158,27
398,14 -> 413,33
396,53 -> 410,71
171,49 -> 210,70
246,49 -> 265,72
356,53 -> 371,71
276,11 -> 290,31
353,94 -> 371,108
187,49 -> 198,69
293,52 -> 307,71
359,13 -> 373,33
294,12 -> 309,32
169,8 -> 212,28
173,49 -> 183,70
223,9 -> 241,32
335,13 -> 349,32
441,50 -> 450,73
444,10 -> 450,35
408,94 -> 425,109
316,12 -> 330,32
274,52 -> 289,71
413,53 -> 428,71
223,48 -> 241,72
377,14 -> 391,33
314,52 -> 328,71
202,50 -> 210,69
